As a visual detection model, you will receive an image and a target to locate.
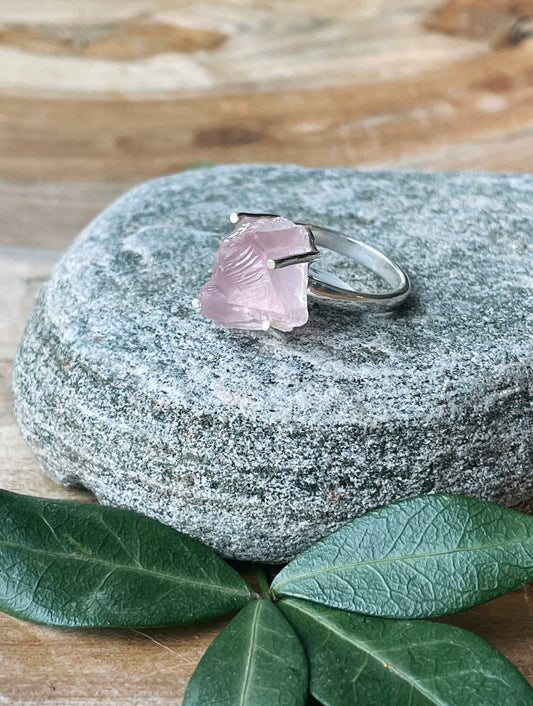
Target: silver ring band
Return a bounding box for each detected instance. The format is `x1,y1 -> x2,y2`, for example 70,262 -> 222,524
299,223 -> 411,311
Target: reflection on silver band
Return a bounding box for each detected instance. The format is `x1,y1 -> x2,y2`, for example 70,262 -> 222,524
301,223 -> 411,310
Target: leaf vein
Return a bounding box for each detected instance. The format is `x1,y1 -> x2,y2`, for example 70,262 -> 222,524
0,540 -> 251,599
274,536 -> 533,591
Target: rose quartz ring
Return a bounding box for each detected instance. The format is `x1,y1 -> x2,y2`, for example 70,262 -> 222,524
194,212 -> 410,333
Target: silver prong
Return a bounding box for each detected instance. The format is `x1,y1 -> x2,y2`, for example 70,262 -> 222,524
191,297 -> 201,310
230,212 -> 281,224
261,320 -> 271,331
268,251 -> 321,270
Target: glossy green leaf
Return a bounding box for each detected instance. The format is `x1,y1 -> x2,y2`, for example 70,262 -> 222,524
279,598 -> 533,706
183,598 -> 308,706
272,494 -> 533,618
0,489 -> 256,627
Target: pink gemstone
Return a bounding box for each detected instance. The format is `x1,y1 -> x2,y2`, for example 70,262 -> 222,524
198,216 -> 311,332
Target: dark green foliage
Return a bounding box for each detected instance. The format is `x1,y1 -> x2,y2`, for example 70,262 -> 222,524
279,598 -> 533,706
183,599 -> 308,706
0,489 -> 255,627
2,489 -> 533,704
272,494 -> 533,618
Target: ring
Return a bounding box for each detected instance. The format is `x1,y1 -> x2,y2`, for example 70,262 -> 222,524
194,212 -> 410,333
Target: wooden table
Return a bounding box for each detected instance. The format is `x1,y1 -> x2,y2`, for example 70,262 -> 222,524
1,0 -> 533,702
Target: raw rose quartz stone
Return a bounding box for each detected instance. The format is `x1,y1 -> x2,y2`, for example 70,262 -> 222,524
198,215 -> 310,332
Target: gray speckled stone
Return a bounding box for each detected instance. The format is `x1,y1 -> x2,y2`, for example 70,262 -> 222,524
13,165 -> 533,562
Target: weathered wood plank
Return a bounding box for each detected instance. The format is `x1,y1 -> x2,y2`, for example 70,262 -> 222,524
0,611 -> 228,704
425,0 -> 533,43
1,0 -> 532,179
0,1 -> 482,96
1,41 -> 532,181
0,180 -> 128,250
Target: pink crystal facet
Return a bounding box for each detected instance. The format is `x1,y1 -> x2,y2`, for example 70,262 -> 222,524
198,216 -> 311,332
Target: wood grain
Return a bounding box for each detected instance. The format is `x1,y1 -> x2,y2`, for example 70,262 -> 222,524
2,0 -> 533,177
1,42 -> 533,181
425,0 -> 533,44
0,180 -> 128,250
0,1 -> 484,96
0,612 -> 229,704
1,182 -> 533,703
0,20 -> 227,59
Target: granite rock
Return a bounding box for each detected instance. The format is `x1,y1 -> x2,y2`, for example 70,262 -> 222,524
13,165 -> 533,562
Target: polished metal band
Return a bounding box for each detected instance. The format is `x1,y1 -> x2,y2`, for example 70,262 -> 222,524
300,223 -> 411,310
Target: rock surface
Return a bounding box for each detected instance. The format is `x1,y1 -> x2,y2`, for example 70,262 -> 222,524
13,165 -> 533,562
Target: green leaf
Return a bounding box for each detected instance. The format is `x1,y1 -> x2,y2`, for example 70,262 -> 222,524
272,494 -> 533,618
0,489 -> 256,627
279,598 -> 533,706
183,598 -> 308,706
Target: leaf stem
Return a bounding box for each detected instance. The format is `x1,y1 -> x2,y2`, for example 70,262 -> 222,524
254,563 -> 271,597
